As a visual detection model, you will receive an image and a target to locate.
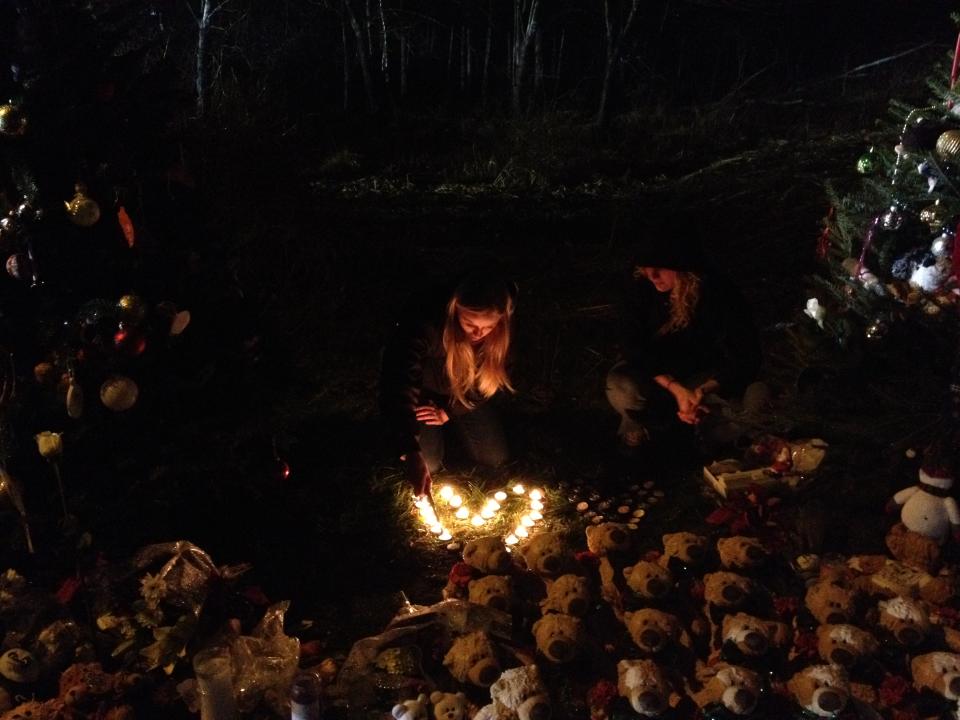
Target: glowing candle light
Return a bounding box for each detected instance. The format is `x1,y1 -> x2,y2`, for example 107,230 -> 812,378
529,489 -> 543,501
439,530 -> 452,541
512,484 -> 525,495
516,525 -> 529,538
530,500 -> 544,511
505,534 -> 519,545
471,515 -> 485,527
530,510 -> 543,521
438,485 -> 454,501
484,499 -> 501,511
450,495 -> 463,508
455,507 -> 470,520
481,508 -> 495,519
430,524 -> 443,534
521,515 -> 534,527
494,491 -> 507,501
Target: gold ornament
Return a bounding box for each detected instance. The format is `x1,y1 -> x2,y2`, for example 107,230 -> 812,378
117,294 -> 147,325
64,184 -> 100,227
935,130 -> 960,162
919,199 -> 949,228
33,362 -> 55,385
100,375 -> 138,412
0,104 -> 27,137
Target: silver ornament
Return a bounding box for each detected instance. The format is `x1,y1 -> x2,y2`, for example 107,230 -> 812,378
932,232 -> 954,258
880,205 -> 904,231
865,318 -> 889,341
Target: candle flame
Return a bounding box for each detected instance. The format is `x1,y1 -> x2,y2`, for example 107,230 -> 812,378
450,495 -> 463,508
494,491 -> 507,501
505,534 -> 519,545
471,515 -> 485,527
529,489 -> 543,501
530,500 -> 544,511
438,485 -> 454,501
455,507 -> 469,520
512,484 -> 525,495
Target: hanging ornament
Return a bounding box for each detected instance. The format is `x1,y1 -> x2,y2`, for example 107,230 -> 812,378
66,375 -> 84,419
117,206 -> 135,248
901,108 -> 948,153
156,301 -> 192,336
4,254 -> 26,280
880,205 -> 905,231
117,293 -> 147,326
917,161 -> 941,193
14,201 -> 31,219
64,184 -> 100,227
865,317 -> 889,341
919,199 -> 950,229
33,362 -> 55,386
0,103 -> 27,137
936,129 -> 960,162
113,326 -> 146,357
856,148 -> 876,175
932,230 -> 954,258
100,375 -> 138,412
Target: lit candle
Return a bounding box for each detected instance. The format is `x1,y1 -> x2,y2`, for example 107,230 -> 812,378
516,525 -> 529,538
439,530 -> 452,541
494,491 -> 507,501
455,507 -> 469,520
530,500 -> 544,511
450,495 -> 463,508
505,534 -> 519,545
471,515 -> 485,527
530,510 -> 542,521
438,485 -> 454,501
521,515 -> 534,527
485,499 -> 501,511
481,508 -> 495,519
512,484 -> 525,495
529,489 -> 543,501
430,524 -> 442,534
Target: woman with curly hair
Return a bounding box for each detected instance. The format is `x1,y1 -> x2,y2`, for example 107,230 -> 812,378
606,237 -> 766,451
380,269 -> 517,498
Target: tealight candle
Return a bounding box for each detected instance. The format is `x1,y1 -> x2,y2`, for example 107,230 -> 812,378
494,491 -> 507,501
450,495 -> 463,508
530,500 -> 544,511
481,508 -> 495,519
430,524 -> 443,534
471,515 -> 485,527
520,515 -> 534,527
516,525 -> 529,538
438,485 -> 454,501
505,534 -> 519,545
439,530 -> 452,541
529,489 -> 543,501
455,507 -> 469,520
530,511 -> 542,521
512,484 -> 525,495
485,500 -> 500,511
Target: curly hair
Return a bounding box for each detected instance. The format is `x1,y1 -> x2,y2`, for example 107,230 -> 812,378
633,267 -> 702,335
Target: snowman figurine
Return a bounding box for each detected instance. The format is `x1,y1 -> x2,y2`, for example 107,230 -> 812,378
891,461 -> 959,545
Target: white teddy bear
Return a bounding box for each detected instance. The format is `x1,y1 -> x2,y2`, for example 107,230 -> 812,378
392,693 -> 429,720
892,463 -> 960,544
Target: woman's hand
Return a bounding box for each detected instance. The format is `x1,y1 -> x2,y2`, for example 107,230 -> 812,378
415,404 -> 450,426
405,451 -> 432,498
668,381 -> 705,425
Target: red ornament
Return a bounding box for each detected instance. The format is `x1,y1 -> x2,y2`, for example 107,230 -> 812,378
113,327 -> 146,356
117,206 -> 135,248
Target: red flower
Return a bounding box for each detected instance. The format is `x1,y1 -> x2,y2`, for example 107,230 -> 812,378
586,679 -> 618,711
688,579 -> 705,602
878,674 -> 913,707
935,605 -> 960,628
576,551 -> 600,568
773,595 -> 800,619
242,585 -> 271,606
447,562 -> 477,588
56,576 -> 81,605
793,630 -> 818,659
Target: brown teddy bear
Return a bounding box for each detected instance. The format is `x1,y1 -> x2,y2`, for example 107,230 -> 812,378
539,574 -> 591,617
690,662 -> 762,716
473,665 -> 550,720
624,608 -> 688,655
718,612 -> 792,661
911,651 -> 960,701
586,522 -> 633,556
616,658 -> 672,717
585,522 -> 635,617
660,532 -> 709,574
815,624 -> 879,668
877,596 -> 932,648
623,561 -> 674,601
429,690 -> 470,720
804,581 -> 858,626
463,536 -> 514,575
468,575 -> 512,612
519,532 -> 575,579
716,536 -> 768,572
531,612 -> 582,664
786,664 -> 850,718
443,631 -> 502,687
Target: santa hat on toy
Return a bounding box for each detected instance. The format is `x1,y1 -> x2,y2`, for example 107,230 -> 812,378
919,441 -> 956,490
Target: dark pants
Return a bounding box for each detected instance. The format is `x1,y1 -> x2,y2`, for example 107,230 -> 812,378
419,401 -> 509,474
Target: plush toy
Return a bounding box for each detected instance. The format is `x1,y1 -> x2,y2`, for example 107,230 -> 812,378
624,608 -> 687,654
616,658 -> 672,717
660,532 -> 709,574
474,665 -> 550,720
586,522 -> 632,556
911,651 -> 960,701
429,691 -> 469,720
717,536 -> 768,572
0,650 -> 38,685
59,661 -> 118,707
804,581 -> 858,626
0,700 -> 56,720
787,665 -> 850,718
519,532 -> 574,578
531,612 -> 582,663
815,624 -> 879,668
877,596 -> 932,648
690,662 -> 762,717
468,575 -> 513,612
703,572 -> 755,621
719,612 -> 791,661
443,631 -> 501,687
463,536 -> 513,575
392,693 -> 430,720
539,574 -> 591,617
34,620 -> 82,676
623,560 -> 674,601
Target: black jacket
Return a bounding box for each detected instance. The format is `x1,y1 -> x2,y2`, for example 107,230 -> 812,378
620,274 -> 761,397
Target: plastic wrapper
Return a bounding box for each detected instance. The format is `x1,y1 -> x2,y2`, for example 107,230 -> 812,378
329,599 -> 511,711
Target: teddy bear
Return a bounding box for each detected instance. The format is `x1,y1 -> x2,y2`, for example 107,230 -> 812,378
519,532 -> 575,579
804,580 -> 858,626
815,624 -> 879,669
468,575 -> 513,612
429,690 -> 469,720
392,693 -> 430,720
689,661 -> 762,717
531,612 -> 582,664
0,700 -> 58,720
716,536 -> 768,572
703,572 -> 758,627
443,631 -> 502,687
911,651 -> 960,701
718,612 -> 792,664
877,596 -> 932,648
0,650 -> 38,686
623,560 -> 674,602
463,536 -> 514,575
473,665 -> 550,720
616,658 -> 672,717
586,522 -> 633,557
786,664 -> 850,718
660,532 -> 710,575
624,608 -> 688,655
586,523 -> 636,617
539,574 -> 591,617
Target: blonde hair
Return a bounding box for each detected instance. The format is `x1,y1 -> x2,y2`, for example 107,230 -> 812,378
633,267 -> 702,335
442,281 -> 515,409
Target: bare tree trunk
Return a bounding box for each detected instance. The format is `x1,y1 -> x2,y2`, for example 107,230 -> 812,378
344,0 -> 378,112
365,0 -> 373,56
342,12 -> 351,111
596,0 -> 639,129
459,26 -> 466,93
466,28 -> 472,89
554,28 -> 564,104
378,0 -> 389,90
534,29 -> 542,106
194,0 -> 218,118
447,27 -> 455,85
482,2 -> 492,106
400,32 -> 407,98
511,0 -> 539,116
